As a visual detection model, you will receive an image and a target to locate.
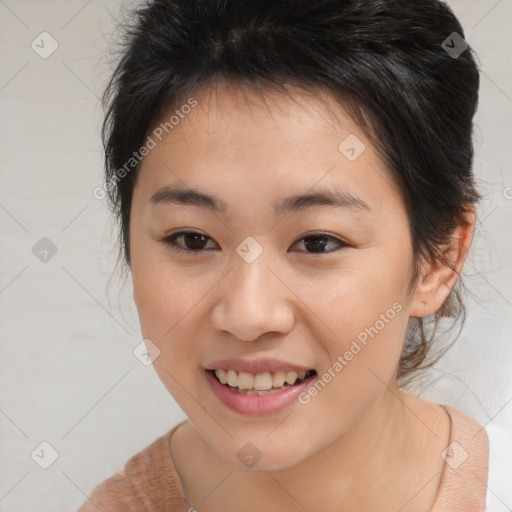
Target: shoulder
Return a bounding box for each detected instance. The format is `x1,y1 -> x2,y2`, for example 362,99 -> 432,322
76,422 -> 189,512
440,403 -> 489,478
75,467 -> 142,512
431,404 -> 489,512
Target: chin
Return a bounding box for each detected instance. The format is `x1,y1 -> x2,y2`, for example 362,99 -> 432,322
212,434 -> 316,472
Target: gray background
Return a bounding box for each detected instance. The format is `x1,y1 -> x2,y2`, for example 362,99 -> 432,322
0,0 -> 510,510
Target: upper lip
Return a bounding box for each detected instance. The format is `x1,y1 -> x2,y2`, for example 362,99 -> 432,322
205,358 -> 314,374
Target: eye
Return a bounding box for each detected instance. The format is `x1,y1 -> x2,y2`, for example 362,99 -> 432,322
160,230 -> 348,255
290,232 -> 348,254
161,231 -> 218,253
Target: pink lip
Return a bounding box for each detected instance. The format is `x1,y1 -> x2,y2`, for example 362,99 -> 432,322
205,358 -> 312,374
205,369 -> 316,415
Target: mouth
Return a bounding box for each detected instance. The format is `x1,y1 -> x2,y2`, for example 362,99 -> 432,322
207,368 -> 317,396
204,358 -> 318,415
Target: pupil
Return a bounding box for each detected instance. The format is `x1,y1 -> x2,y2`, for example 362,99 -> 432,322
305,235 -> 327,252
185,233 -> 206,250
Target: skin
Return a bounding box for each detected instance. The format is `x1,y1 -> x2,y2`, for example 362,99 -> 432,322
129,81 -> 475,511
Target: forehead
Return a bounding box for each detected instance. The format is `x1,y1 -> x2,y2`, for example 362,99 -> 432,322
136,82 -> 403,217
156,82 -> 360,153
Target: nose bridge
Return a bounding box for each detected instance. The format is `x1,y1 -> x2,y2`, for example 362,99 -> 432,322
229,235 -> 276,301
233,244 -> 273,304
212,241 -> 294,341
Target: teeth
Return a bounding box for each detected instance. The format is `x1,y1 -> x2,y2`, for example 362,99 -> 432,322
272,370 -> 286,388
253,372 -> 272,390
285,371 -> 299,385
213,368 -> 312,391
227,369 -> 237,387
216,368 -> 228,384
237,372 -> 254,389
235,387 -> 289,396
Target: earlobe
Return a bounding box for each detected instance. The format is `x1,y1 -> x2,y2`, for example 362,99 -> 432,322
409,207 -> 476,318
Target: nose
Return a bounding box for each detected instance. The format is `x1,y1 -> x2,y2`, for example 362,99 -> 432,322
210,247 -> 295,342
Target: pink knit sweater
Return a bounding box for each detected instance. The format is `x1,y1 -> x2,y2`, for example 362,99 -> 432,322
76,404 -> 489,511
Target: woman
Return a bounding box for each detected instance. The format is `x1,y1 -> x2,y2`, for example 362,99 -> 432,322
78,0 -> 488,510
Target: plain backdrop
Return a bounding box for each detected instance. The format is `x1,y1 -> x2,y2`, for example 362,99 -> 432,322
0,0 -> 511,510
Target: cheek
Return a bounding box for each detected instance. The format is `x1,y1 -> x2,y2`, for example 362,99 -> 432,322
134,273 -> 198,348
296,251 -> 411,404
131,229 -> 204,338
295,301 -> 409,446
131,249 -> 192,355
309,291 -> 408,403
132,273 -> 206,408
320,283 -> 409,370
297,251 -> 411,352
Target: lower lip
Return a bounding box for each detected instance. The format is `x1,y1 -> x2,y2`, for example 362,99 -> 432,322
205,370 -> 316,415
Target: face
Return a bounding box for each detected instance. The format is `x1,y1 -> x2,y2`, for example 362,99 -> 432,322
130,83 -> 417,470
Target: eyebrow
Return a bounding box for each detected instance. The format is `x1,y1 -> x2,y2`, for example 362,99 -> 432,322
149,185 -> 371,215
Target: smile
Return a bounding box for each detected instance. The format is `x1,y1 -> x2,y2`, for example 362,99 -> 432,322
205,368 -> 317,415
212,368 -> 315,395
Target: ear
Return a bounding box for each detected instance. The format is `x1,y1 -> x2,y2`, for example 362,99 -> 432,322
409,207 -> 476,317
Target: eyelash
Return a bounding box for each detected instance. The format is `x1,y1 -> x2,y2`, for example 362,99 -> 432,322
159,230 -> 350,255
